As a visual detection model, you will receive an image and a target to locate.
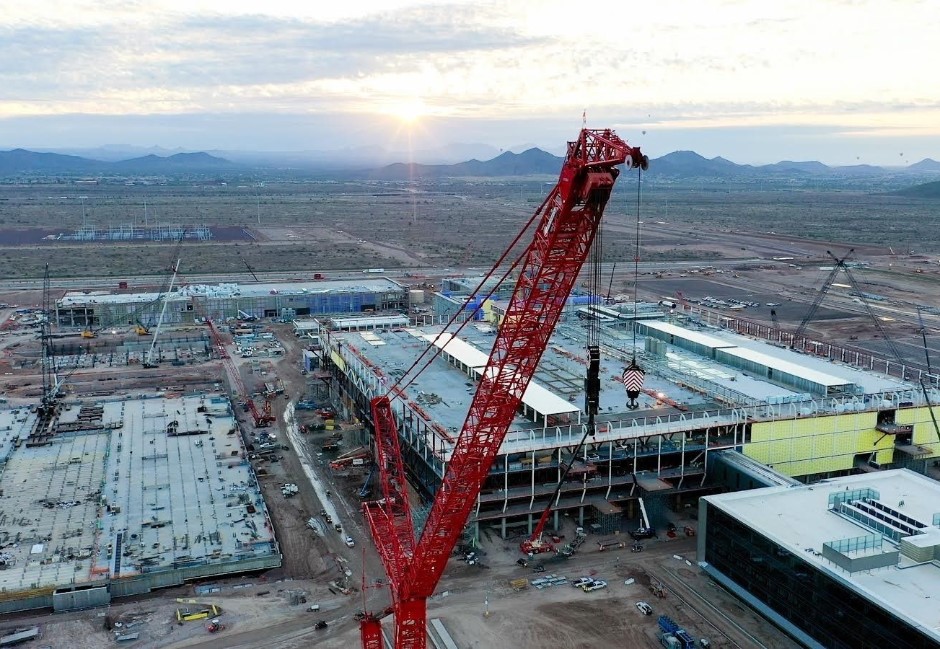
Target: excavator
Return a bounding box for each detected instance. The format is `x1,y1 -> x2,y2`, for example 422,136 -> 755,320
134,320 -> 151,336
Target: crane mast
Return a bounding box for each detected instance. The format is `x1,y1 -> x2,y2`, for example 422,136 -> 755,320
363,128 -> 647,648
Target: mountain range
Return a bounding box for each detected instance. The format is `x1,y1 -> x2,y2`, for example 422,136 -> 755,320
0,149 -> 237,175
1,146 -> 939,183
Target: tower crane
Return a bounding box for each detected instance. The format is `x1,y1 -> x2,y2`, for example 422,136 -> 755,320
793,249 -> 853,341
360,128 -> 647,648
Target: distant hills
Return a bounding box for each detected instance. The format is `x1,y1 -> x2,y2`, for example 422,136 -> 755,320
890,180 -> 940,198
370,148 -> 564,180
1,146 -> 939,185
365,149 -> 940,182
0,148 -> 236,176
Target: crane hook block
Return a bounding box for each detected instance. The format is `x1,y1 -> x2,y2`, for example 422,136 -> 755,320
622,360 -> 645,410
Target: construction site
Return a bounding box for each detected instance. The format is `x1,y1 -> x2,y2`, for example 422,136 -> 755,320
0,394 -> 280,613
321,308 -> 938,542
0,128 -> 938,649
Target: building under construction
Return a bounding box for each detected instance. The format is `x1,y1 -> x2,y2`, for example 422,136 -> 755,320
320,315 -> 940,540
54,277 -> 408,330
0,395 -> 280,614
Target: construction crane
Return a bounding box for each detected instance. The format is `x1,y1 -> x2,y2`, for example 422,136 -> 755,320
604,262 -> 617,304
239,251 -> 261,282
206,318 -> 273,428
38,264 -> 58,419
143,259 -> 181,368
793,249 -> 854,340
360,128 -> 647,648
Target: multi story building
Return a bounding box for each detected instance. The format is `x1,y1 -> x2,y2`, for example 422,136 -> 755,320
699,470 -> 940,649
55,278 -> 408,329
320,316 -> 940,540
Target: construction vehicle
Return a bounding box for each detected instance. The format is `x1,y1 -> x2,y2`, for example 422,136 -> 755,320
206,619 -> 225,633
359,463 -> 377,499
658,615 -> 695,649
649,576 -> 668,599
134,320 -> 151,336
631,497 -> 656,540
81,327 -> 96,339
359,128 -> 647,648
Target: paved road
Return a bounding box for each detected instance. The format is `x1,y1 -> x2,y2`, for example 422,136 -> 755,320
0,260 -> 770,292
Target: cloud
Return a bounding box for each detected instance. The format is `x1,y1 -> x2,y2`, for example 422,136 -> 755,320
0,0 -> 938,162
0,4 -> 536,112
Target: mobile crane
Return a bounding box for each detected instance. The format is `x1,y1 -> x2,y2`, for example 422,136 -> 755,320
360,128 -> 647,648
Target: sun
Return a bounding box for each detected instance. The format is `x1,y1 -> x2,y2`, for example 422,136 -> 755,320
387,99 -> 427,125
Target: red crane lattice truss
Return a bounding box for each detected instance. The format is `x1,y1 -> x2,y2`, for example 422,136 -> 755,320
205,319 -> 273,428
362,128 -> 647,648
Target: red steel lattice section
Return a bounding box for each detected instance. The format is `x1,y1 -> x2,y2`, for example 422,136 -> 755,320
364,128 -> 646,648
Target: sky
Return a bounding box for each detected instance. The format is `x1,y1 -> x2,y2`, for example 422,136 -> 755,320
1,0 -> 939,164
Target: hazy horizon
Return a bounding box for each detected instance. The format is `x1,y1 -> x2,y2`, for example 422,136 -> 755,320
2,2 -> 939,166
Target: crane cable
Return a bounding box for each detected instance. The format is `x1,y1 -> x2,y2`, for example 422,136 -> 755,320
632,166 -> 642,358
384,191 -> 551,398
621,166 -> 645,410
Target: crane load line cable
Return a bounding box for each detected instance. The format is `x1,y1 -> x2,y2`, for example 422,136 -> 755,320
526,160 -> 646,546
382,192 -> 551,398
631,165 -> 643,359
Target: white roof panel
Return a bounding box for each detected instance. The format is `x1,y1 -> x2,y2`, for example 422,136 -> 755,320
643,321 -> 738,350
720,346 -> 852,388
329,315 -> 409,329
422,333 -> 578,417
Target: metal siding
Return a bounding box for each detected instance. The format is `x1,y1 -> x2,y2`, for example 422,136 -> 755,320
745,413 -> 890,477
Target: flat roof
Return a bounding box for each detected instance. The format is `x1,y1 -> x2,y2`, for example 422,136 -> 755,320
0,395 -> 277,596
327,324 -> 708,452
58,278 -> 403,307
642,320 -> 738,350
718,346 -> 853,389
330,315 -> 409,330
729,334 -> 910,394
705,470 -> 940,642
422,332 -> 578,417
0,408 -> 35,462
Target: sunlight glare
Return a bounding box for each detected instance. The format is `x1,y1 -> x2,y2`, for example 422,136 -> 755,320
387,99 -> 427,124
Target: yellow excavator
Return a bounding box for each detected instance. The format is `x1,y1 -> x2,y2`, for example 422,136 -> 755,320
134,320 -> 151,336
81,328 -> 96,339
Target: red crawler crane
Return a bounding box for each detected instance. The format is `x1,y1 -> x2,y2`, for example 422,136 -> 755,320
205,319 -> 274,428
361,128 -> 647,649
